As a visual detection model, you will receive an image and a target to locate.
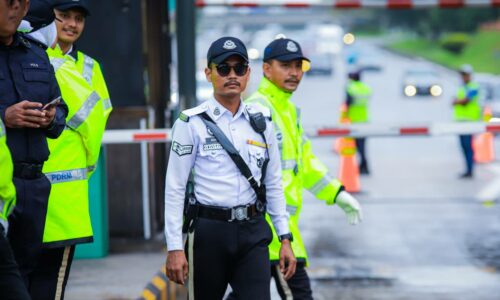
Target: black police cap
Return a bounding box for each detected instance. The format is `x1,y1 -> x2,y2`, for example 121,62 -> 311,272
263,38 -> 310,62
24,0 -> 55,32
207,37 -> 248,67
53,0 -> 91,16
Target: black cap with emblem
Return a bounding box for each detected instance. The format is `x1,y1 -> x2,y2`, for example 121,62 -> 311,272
53,0 -> 91,16
24,0 -> 56,31
263,38 -> 310,62
207,36 -> 248,67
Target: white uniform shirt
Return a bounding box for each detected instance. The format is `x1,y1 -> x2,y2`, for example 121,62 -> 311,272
164,97 -> 289,251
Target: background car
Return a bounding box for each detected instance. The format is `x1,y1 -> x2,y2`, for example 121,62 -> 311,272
476,73 -> 500,118
402,68 -> 443,97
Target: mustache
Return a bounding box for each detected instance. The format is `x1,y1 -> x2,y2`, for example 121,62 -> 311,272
285,78 -> 299,83
224,81 -> 240,87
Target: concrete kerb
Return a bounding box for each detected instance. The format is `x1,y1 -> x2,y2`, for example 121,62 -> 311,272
137,265 -> 186,300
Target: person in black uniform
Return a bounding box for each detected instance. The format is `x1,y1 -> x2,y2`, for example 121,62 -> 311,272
0,0 -> 68,297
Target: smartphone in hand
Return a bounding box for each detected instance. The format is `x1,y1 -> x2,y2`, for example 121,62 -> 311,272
42,96 -> 61,111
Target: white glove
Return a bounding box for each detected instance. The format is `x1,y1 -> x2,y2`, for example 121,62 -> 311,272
336,191 -> 363,225
0,217 -> 8,236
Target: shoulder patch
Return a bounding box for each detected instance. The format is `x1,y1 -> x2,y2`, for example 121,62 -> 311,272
179,104 -> 208,122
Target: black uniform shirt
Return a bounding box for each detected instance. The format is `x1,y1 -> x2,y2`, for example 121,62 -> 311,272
0,33 -> 68,164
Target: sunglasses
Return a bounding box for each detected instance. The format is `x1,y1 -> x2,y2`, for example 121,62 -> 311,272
215,63 -> 249,77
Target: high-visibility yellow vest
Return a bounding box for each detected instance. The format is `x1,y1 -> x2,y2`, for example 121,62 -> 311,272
75,51 -> 112,173
454,81 -> 481,121
246,77 -> 343,264
346,80 -> 371,123
0,119 -> 16,221
42,47 -> 107,246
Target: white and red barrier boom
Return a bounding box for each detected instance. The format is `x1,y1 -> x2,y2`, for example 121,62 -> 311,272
195,0 -> 500,8
100,122 -> 499,144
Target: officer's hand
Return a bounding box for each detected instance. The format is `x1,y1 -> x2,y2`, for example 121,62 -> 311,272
39,105 -> 56,128
4,101 -> 47,128
166,250 -> 188,285
336,191 -> 363,225
279,240 -> 296,280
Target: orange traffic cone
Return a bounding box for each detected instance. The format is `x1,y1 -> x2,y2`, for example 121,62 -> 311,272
474,106 -> 495,163
474,132 -> 494,163
333,104 -> 350,153
338,137 -> 360,193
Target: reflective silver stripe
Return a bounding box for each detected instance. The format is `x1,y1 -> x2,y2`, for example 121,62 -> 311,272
82,54 -> 94,85
54,246 -> 71,300
308,175 -> 332,195
286,205 -> 298,216
50,58 -> 65,73
281,159 -> 297,171
0,120 -> 5,137
275,265 -> 293,300
67,92 -> 100,129
45,168 -> 87,184
102,98 -> 112,111
302,133 -> 309,146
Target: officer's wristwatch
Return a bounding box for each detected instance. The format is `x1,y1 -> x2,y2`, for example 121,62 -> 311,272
278,233 -> 293,242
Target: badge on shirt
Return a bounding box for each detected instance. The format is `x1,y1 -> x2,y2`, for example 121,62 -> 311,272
203,137 -> 223,151
172,141 -> 193,156
256,157 -> 264,168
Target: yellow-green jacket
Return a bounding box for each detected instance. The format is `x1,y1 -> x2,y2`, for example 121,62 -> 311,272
454,81 -> 481,121
246,77 -> 343,264
346,80 -> 371,123
41,47 -> 108,247
0,119 -> 16,221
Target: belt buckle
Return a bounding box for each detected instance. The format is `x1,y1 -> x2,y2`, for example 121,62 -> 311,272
230,206 -> 248,222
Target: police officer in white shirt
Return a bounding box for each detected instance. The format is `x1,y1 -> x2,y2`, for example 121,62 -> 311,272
164,37 -> 296,299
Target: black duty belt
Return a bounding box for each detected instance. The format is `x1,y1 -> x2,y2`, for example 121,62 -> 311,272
14,163 -> 44,179
197,203 -> 263,222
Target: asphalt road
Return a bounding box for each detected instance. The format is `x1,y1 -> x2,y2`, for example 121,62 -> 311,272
284,39 -> 500,299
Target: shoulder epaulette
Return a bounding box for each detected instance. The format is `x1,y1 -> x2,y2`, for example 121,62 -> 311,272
179,104 -> 208,122
246,103 -> 272,121
22,35 -> 47,50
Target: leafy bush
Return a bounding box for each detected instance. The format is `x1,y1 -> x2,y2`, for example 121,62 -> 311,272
440,33 -> 470,54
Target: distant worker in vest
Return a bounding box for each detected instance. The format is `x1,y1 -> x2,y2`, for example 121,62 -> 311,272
227,37 -> 363,300
345,68 -> 372,175
452,64 -> 481,178
1,0 -> 69,297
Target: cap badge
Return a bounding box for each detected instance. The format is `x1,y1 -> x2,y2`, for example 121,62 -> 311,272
286,41 -> 298,53
223,40 -> 237,50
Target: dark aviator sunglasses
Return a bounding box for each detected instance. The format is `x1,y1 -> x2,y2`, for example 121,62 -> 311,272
215,63 -> 249,77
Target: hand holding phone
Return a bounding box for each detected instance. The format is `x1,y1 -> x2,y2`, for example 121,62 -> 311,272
42,96 -> 61,111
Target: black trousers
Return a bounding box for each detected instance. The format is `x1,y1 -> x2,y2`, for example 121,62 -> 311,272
271,262 -> 313,300
0,224 -> 31,300
8,176 -> 51,286
29,246 -> 75,300
187,216 -> 273,300
355,138 -> 368,169
459,134 -> 474,174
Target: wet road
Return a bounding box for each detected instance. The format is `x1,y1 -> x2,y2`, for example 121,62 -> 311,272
271,39 -> 500,299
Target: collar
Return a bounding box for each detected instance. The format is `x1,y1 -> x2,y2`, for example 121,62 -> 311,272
207,97 -> 247,122
68,45 -> 78,60
257,77 -> 293,110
